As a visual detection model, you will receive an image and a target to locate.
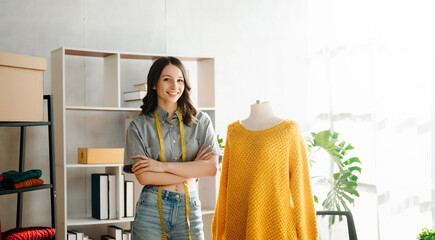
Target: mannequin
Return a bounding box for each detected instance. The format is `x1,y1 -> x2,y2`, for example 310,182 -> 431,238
241,100 -> 284,131
212,100 -> 318,239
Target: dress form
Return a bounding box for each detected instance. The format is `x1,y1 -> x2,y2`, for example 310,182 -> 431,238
241,100 -> 284,131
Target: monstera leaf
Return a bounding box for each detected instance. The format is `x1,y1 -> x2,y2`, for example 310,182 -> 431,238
306,130 -> 362,225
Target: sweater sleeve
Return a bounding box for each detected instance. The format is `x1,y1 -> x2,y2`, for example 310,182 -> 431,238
212,136 -> 230,240
289,122 -> 318,240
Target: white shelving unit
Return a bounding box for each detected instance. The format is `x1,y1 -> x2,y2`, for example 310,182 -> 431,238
51,47 -> 219,239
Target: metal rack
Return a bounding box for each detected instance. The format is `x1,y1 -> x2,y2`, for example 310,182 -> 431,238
0,95 -> 57,239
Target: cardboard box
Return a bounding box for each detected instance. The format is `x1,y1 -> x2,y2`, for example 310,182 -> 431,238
78,148 -> 124,164
0,51 -> 46,122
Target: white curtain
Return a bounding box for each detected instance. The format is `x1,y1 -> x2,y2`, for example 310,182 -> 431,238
305,0 -> 435,239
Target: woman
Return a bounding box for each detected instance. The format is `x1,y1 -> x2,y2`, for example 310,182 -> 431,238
124,56 -> 220,240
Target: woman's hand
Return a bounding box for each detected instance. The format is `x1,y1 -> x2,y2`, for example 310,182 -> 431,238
132,155 -> 166,174
194,145 -> 214,161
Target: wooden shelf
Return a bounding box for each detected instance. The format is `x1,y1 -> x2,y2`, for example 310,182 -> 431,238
67,217 -> 134,226
65,106 -> 215,112
66,164 -> 123,168
52,47 -> 217,239
66,106 -> 141,112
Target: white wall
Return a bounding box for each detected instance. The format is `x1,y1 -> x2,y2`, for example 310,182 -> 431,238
0,0 -> 307,232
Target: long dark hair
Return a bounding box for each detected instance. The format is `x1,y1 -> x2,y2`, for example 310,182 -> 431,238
140,56 -> 197,125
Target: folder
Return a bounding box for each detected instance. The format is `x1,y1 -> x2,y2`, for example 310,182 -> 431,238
91,174 -> 109,219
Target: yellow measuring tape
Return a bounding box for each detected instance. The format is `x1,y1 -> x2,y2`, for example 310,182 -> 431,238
154,107 -> 191,240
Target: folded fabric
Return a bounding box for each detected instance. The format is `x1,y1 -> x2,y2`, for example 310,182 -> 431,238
2,226 -> 55,240
3,178 -> 44,190
2,170 -> 42,184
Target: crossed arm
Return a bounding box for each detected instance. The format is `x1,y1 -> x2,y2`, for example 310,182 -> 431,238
132,145 -> 219,186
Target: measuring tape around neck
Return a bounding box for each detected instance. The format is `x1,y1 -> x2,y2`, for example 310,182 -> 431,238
154,107 -> 191,240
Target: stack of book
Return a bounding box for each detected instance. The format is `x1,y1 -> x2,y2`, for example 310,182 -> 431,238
101,226 -> 131,240
91,174 -> 134,220
67,230 -> 92,240
67,226 -> 131,240
123,82 -> 147,108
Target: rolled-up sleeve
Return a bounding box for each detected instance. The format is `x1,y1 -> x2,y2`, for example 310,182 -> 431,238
198,112 -> 221,157
124,121 -> 146,173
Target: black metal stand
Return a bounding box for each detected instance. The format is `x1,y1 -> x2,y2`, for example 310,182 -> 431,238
316,210 -> 358,240
0,95 -> 57,240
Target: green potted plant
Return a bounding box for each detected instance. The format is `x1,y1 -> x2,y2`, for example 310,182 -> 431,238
417,228 -> 435,240
305,129 -> 362,224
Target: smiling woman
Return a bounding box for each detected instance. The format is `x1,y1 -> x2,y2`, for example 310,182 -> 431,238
123,56 -> 220,240
153,64 -> 185,117
140,57 -> 198,126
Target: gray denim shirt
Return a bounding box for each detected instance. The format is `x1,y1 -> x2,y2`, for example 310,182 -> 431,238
124,106 -> 220,173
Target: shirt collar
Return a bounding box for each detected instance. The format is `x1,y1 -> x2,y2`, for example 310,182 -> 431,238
155,106 -> 179,123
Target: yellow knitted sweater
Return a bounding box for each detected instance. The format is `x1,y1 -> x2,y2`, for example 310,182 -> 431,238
212,120 -> 318,240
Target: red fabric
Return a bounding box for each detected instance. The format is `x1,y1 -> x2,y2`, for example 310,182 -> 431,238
3,179 -> 44,190
1,227 -> 55,240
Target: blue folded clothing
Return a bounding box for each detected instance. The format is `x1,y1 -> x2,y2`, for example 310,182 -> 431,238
2,170 -> 42,184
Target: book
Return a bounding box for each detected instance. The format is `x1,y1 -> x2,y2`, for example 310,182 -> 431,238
123,90 -> 146,101
125,181 -> 134,217
119,174 -> 125,218
67,231 -> 77,240
107,225 -> 123,240
92,174 -> 109,220
133,82 -> 147,91
122,230 -> 131,240
108,175 -> 117,219
68,230 -> 84,240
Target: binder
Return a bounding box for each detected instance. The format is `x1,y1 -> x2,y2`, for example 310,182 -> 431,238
119,174 -> 125,217
91,174 -> 109,219
108,175 -> 117,219
107,225 -> 123,240
125,181 -> 134,217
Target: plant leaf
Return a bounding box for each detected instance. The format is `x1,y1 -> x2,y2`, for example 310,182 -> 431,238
350,175 -> 359,181
314,130 -> 332,146
349,166 -> 362,173
346,188 -> 360,197
306,129 -> 361,226
345,144 -> 355,150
